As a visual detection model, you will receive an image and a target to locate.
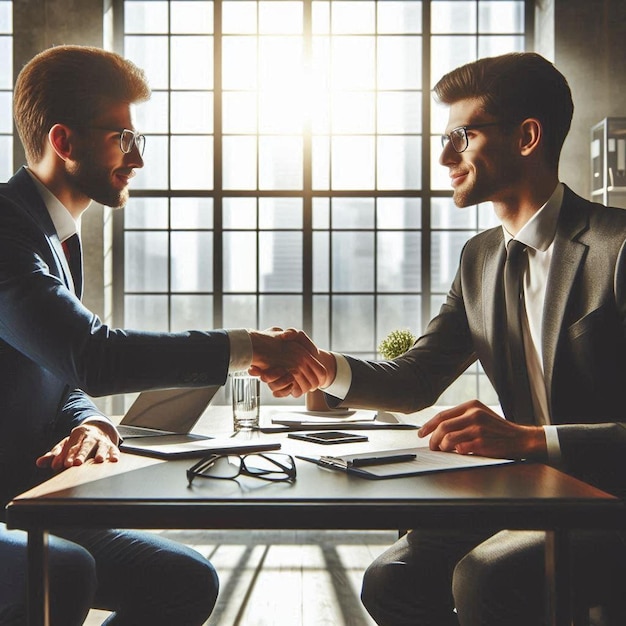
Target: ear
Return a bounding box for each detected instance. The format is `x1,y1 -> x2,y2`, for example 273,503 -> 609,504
47,124 -> 76,161
518,118 -> 542,157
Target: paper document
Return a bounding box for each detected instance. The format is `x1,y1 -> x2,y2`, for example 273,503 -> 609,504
272,410 -> 378,425
298,447 -> 514,479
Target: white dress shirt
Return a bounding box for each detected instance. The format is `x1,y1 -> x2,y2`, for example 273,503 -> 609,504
324,184 -> 566,461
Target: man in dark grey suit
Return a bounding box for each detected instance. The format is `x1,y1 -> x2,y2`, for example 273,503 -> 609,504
260,52 -> 626,625
0,45 -> 326,625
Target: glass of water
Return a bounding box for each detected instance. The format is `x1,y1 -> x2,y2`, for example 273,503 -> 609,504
230,372 -> 260,431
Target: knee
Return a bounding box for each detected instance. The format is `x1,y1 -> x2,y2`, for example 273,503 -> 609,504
49,537 -> 97,590
189,555 -> 220,617
452,543 -> 518,624
361,557 -> 404,618
452,549 -> 489,613
48,538 -> 97,624
360,560 -> 381,612
166,546 -> 220,621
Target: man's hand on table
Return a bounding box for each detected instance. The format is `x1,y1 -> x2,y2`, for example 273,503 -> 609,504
418,399 -> 547,460
36,423 -> 120,471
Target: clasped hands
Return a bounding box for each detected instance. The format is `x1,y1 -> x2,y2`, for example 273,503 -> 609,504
248,327 -> 335,398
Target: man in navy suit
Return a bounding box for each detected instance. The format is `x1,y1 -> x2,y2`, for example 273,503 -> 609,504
259,53 -> 626,625
0,45 -> 326,625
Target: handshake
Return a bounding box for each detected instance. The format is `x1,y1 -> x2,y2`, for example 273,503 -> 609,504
248,328 -> 335,398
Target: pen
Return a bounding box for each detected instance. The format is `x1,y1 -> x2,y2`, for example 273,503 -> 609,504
349,453 -> 417,467
295,455 -> 347,471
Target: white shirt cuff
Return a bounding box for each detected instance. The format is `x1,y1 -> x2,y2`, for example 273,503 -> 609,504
83,417 -> 120,446
543,425 -> 562,464
227,329 -> 253,373
321,352 -> 352,400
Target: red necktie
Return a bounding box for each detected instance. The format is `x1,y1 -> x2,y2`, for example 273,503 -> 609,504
61,234 -> 83,298
61,239 -> 71,262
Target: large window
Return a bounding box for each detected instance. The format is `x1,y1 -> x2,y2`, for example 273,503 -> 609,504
0,0 -> 12,181
116,0 -> 530,405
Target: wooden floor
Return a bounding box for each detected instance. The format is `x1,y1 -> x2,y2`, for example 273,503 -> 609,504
84,529 -> 395,625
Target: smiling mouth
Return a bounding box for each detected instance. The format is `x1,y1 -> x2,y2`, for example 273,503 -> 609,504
115,171 -> 134,186
450,171 -> 468,187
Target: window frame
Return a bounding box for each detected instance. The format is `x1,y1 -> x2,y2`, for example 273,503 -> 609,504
112,0 -> 533,404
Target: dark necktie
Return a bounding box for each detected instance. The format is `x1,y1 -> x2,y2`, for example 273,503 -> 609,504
61,234 -> 83,298
503,240 -> 534,424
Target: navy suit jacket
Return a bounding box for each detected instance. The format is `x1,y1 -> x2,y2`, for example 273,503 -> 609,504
0,168 -> 230,507
334,187 -> 626,496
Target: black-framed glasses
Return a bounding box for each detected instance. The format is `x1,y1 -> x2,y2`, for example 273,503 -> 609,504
89,126 -> 146,156
440,122 -> 502,153
187,453 -> 297,484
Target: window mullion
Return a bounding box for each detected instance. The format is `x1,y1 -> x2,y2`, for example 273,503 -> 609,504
213,0 -> 224,328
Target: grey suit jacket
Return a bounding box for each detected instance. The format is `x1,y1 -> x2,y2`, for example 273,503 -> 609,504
0,168 -> 231,508
337,187 -> 626,495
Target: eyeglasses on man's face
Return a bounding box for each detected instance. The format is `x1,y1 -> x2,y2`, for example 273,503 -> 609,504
440,122 -> 502,153
89,126 -> 146,156
187,453 -> 297,485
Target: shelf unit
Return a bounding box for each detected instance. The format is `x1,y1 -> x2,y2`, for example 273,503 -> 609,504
591,117 -> 626,209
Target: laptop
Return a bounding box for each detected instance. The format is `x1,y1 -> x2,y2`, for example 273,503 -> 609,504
118,386 -> 281,459
117,386 -> 220,440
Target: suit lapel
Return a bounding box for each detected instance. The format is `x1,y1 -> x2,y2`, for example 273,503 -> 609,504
7,168 -> 78,295
542,188 -> 589,400
483,232 -> 506,374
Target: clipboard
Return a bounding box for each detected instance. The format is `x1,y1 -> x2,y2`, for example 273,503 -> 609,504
297,447 -> 514,480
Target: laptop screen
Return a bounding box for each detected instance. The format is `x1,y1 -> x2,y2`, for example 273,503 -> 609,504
120,386 -> 221,434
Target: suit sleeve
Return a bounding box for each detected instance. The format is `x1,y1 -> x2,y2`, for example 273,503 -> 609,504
336,251 -> 478,413
53,388 -> 113,438
555,423 -> 626,498
0,208 -> 231,396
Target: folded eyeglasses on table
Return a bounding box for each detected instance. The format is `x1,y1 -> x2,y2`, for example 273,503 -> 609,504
187,452 -> 297,484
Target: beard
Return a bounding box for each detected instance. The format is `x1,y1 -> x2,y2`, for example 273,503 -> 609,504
453,185 -> 481,209
66,154 -> 130,209
451,172 -> 490,208
451,165 -> 517,209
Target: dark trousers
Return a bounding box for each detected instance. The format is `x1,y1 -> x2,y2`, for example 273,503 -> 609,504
361,528 -> 626,626
0,523 -> 218,626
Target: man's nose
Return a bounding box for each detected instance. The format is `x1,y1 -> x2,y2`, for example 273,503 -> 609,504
439,141 -> 459,167
125,145 -> 144,169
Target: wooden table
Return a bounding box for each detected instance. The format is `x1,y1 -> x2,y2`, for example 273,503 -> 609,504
7,405 -> 625,626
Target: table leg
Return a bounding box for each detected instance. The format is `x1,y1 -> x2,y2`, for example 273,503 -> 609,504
545,529 -> 573,626
27,529 -> 49,626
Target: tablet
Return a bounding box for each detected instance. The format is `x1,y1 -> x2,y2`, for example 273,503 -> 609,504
287,431 -> 368,445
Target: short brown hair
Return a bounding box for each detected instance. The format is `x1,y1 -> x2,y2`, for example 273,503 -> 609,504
433,52 -> 574,168
14,45 -> 151,164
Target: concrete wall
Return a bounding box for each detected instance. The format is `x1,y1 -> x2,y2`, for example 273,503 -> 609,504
537,0 -> 626,201
12,0 -> 111,410
12,0 -> 107,319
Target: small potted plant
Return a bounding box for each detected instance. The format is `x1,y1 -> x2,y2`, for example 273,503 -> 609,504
378,328 -> 417,359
